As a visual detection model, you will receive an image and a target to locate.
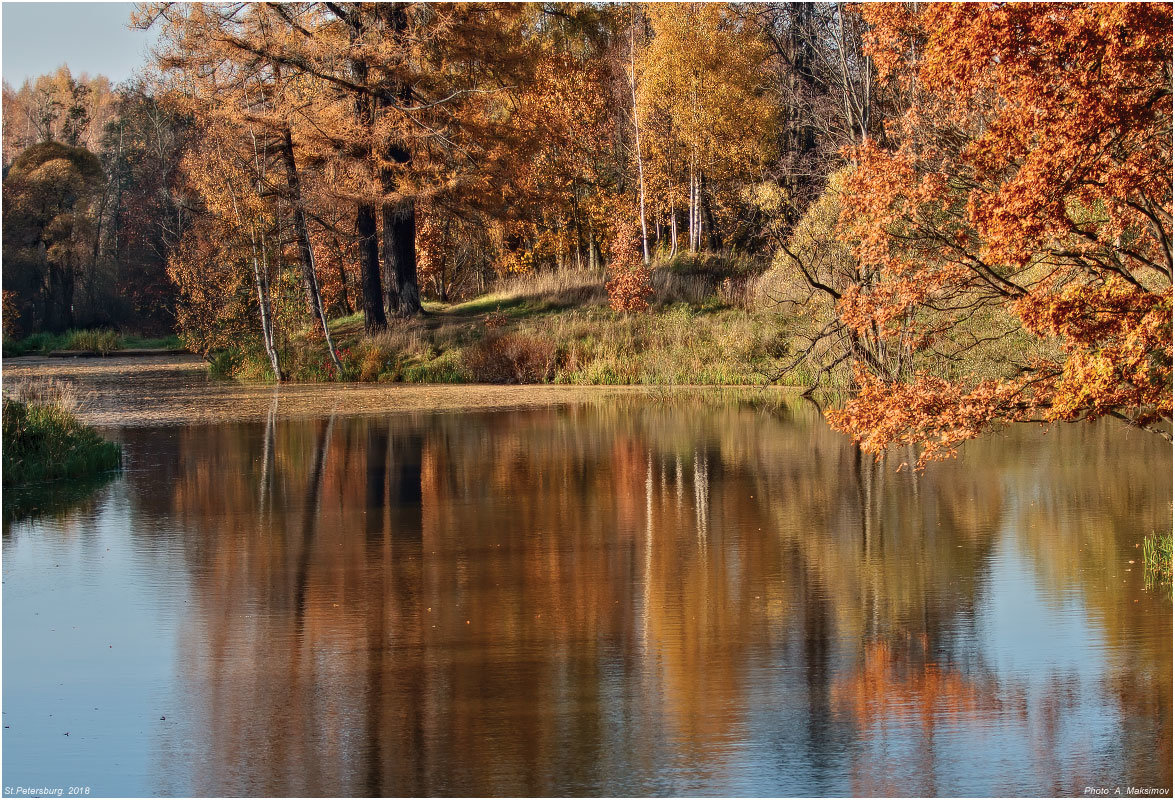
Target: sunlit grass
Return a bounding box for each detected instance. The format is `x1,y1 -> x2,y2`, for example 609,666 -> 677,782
1143,531 -> 1173,591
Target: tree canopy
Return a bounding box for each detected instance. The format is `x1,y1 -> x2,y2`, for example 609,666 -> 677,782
2,2 -> 1169,454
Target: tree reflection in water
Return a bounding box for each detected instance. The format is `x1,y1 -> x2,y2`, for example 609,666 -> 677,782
64,399 -> 1174,795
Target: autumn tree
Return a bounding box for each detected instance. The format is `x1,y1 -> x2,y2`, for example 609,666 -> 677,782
746,3 -> 892,232
482,7 -> 616,279
143,2 -> 344,373
84,83 -> 193,331
825,3 -> 1173,463
2,68 -> 118,165
2,141 -> 105,332
635,4 -> 775,254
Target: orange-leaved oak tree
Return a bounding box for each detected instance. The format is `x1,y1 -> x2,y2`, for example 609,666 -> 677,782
825,2 -> 1172,465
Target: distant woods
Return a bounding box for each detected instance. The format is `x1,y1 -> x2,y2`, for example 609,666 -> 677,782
137,2 -> 846,358
3,68 -> 190,334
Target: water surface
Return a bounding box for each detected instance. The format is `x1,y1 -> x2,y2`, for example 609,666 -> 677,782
3,359 -> 1171,796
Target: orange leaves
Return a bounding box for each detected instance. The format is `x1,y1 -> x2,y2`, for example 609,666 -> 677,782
826,366 -> 1029,467
1016,280 -> 1173,427
605,212 -> 652,313
861,2 -> 1173,273
829,3 -> 1173,460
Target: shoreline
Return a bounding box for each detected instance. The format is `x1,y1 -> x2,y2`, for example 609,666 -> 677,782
2,354 -> 805,428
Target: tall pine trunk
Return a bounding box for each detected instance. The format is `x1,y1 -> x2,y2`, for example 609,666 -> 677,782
377,4 -> 423,318
344,13 -> 387,333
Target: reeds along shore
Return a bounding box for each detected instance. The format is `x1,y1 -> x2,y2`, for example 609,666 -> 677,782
1,378 -> 121,486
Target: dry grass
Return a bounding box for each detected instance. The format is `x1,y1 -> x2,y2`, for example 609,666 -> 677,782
495,268 -> 607,304
465,332 -> 560,383
2,377 -> 86,413
222,260 -> 794,386
518,305 -> 784,385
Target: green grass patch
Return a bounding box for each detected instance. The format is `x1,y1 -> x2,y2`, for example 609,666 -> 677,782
64,329 -> 122,354
3,329 -> 182,357
2,397 -> 122,486
327,312 -> 364,333
121,333 -> 182,349
3,330 -> 72,357
444,292 -> 540,317
1143,531 -> 1173,591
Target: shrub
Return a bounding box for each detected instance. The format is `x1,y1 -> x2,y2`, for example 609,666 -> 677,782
2,396 -> 121,486
402,350 -> 471,383
606,214 -> 653,313
208,348 -> 243,379
465,332 -> 560,383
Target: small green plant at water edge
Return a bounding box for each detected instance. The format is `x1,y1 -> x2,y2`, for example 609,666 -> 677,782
65,329 -> 122,354
1142,531 -> 1172,590
207,348 -> 244,379
2,397 -> 122,485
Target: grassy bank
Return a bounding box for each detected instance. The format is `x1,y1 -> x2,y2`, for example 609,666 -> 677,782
214,261 -> 795,386
2,380 -> 122,485
3,329 -> 182,357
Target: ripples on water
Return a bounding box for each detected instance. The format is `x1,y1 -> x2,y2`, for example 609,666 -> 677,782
2,358 -> 1172,796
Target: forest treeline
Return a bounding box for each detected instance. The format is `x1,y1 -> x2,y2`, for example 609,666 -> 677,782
1,4 -> 881,338
2,3 -> 1171,458
3,67 -> 188,333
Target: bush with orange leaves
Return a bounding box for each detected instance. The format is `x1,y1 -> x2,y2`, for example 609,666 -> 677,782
605,214 -> 653,313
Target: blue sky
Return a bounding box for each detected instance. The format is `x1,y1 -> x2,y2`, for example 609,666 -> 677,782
2,2 -> 158,87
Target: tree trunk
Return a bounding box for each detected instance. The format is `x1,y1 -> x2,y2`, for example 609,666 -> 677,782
279,127 -> 342,375
381,198 -> 421,316
376,4 -> 423,318
343,10 -> 387,333
333,234 -> 353,316
46,257 -> 74,332
357,205 -> 387,331
670,208 -> 678,257
701,172 -> 720,251
227,134 -> 282,379
688,168 -> 698,253
572,194 -> 584,271
628,16 -> 650,266
252,251 -> 283,381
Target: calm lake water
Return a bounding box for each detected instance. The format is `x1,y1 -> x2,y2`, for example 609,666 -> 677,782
2,358 -> 1172,796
